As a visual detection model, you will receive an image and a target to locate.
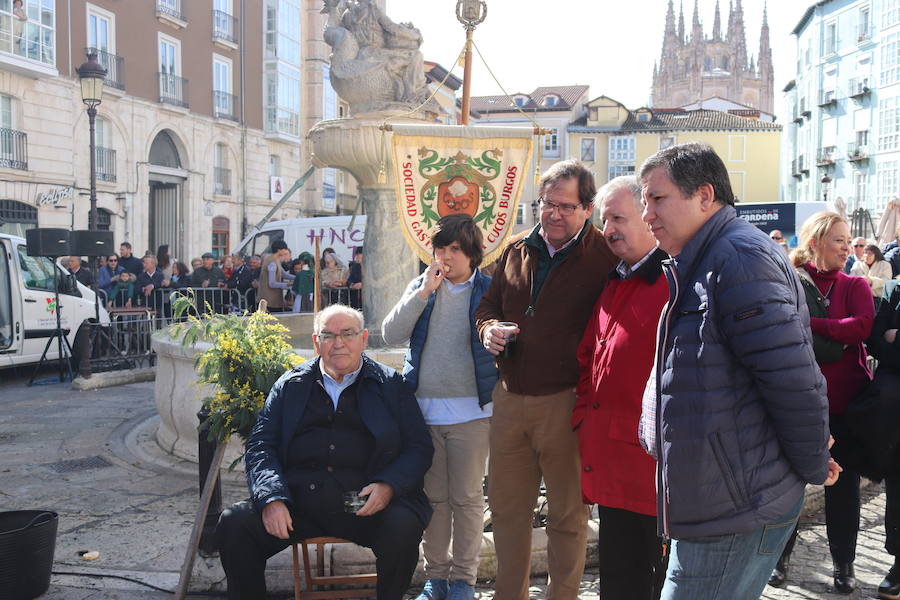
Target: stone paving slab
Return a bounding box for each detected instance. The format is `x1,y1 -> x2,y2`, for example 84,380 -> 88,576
1,370 -> 897,599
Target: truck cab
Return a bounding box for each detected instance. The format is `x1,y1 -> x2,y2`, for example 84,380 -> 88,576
0,233 -> 108,369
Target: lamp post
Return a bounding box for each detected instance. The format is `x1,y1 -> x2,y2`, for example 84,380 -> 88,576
76,52 -> 107,240
821,173 -> 833,204
456,0 -> 486,125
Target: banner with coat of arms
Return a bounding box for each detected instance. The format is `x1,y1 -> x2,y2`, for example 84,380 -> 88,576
391,124 -> 534,266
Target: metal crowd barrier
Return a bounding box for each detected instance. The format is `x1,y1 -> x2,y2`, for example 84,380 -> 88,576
85,285 -> 365,372
320,286 -> 362,310
87,286 -> 256,373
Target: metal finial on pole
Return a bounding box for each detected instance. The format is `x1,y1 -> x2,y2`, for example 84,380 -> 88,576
456,0 -> 487,125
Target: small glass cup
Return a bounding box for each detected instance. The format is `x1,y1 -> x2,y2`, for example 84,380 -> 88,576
495,321 -> 519,358
343,491 -> 367,514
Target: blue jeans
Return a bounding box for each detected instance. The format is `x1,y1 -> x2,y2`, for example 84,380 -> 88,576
661,497 -> 803,600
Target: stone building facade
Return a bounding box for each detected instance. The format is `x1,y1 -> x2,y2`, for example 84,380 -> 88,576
781,0 -> 894,218
0,0 -> 362,262
651,0 -> 774,115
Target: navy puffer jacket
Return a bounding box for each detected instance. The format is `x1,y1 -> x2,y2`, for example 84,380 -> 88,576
642,205 -> 831,539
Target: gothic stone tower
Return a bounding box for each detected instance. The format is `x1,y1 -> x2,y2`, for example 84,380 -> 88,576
651,0 -> 774,114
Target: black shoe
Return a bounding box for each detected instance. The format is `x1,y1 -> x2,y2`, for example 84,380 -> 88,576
768,556 -> 789,588
833,562 -> 856,595
879,564 -> 900,599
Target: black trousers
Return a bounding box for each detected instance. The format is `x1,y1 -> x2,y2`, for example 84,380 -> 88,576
826,414 -> 862,564
887,474 -> 900,556
779,414 -> 862,566
596,505 -> 667,600
216,499 -> 424,600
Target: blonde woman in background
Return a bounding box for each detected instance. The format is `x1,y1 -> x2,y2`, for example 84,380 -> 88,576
769,212 -> 874,594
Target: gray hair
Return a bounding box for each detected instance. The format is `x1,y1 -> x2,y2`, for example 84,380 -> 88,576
596,176 -> 642,211
314,304 -> 365,334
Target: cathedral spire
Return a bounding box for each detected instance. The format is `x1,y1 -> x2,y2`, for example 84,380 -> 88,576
713,0 -> 722,41
727,0 -> 734,41
678,1 -> 686,43
758,1 -> 774,113
692,0 -> 703,43
731,0 -> 748,71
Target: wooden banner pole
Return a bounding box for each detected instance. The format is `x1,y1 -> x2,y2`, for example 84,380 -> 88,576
174,442 -> 227,600
461,28 -> 473,126
313,235 -> 321,314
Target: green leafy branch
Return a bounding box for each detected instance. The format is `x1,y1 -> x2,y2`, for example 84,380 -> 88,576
420,186 -> 441,228
473,186 -> 497,226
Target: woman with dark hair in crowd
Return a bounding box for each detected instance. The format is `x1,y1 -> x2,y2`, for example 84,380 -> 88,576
851,243 -> 894,298
156,244 -> 173,287
769,212 -> 874,594
98,253 -> 125,304
169,261 -> 191,288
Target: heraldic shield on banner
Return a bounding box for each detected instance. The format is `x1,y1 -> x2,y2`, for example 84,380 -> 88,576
391,125 -> 534,266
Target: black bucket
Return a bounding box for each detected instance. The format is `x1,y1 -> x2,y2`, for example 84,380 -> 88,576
0,511 -> 58,600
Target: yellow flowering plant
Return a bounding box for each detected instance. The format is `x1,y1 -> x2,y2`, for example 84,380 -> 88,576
168,292 -> 303,445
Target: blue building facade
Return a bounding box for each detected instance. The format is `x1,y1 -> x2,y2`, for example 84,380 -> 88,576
783,0 -> 900,218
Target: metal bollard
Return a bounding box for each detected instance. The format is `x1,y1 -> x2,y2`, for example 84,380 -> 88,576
197,407 -> 223,555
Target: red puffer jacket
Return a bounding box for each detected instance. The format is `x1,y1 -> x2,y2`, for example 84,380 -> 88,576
572,250 -> 668,516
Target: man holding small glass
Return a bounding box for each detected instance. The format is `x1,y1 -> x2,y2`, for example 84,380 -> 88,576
216,304 -> 433,600
475,160 -> 617,599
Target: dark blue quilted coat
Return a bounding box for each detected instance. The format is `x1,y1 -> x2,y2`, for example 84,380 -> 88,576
642,205 -> 831,539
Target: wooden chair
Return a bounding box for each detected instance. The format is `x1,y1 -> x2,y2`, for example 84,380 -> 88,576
291,537 -> 378,600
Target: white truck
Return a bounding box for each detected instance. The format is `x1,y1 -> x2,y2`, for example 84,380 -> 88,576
0,233 -> 108,369
232,215 -> 367,267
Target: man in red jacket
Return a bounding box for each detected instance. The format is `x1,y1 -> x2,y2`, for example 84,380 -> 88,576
573,176 -> 669,600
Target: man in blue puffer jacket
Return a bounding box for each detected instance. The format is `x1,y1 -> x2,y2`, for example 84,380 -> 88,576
637,143 -> 840,600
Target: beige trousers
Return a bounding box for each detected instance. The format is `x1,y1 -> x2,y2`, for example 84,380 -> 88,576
488,384 -> 588,600
422,417 -> 491,585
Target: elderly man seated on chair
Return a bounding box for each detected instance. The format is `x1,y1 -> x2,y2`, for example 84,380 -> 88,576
216,304 -> 434,600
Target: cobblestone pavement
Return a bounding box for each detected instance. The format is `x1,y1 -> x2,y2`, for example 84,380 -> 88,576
470,483 -> 893,600
3,370 -> 895,599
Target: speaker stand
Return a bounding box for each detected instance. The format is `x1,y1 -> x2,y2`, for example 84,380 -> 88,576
27,262 -> 75,386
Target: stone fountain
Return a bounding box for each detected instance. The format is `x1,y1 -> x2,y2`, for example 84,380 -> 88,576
308,0 -> 438,344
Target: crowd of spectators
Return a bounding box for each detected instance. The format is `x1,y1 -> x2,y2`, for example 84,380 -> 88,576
66,241 -> 364,315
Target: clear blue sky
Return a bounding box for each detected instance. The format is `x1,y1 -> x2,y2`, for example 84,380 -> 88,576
386,0 -> 811,118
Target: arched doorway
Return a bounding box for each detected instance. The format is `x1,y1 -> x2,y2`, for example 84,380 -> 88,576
148,131 -> 186,259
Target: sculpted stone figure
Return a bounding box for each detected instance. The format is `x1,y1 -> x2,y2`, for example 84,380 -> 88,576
322,0 -> 429,115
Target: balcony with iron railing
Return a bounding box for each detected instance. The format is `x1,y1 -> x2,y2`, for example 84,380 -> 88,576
213,91 -> 238,122
214,167 -> 231,196
849,78 -> 871,99
156,0 -> 186,27
96,146 -> 116,182
847,142 -> 869,162
85,47 -> 124,90
800,99 -> 811,117
213,10 -> 238,46
816,146 -> 837,166
818,90 -> 837,108
159,73 -> 189,108
0,128 -> 27,170
859,26 -> 873,44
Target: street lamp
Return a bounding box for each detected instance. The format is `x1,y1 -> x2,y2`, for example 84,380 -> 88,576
76,51 -> 107,237
821,174 -> 833,204
456,0 -> 487,125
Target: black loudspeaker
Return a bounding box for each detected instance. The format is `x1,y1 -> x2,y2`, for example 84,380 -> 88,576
71,230 -> 114,257
25,228 -> 70,257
